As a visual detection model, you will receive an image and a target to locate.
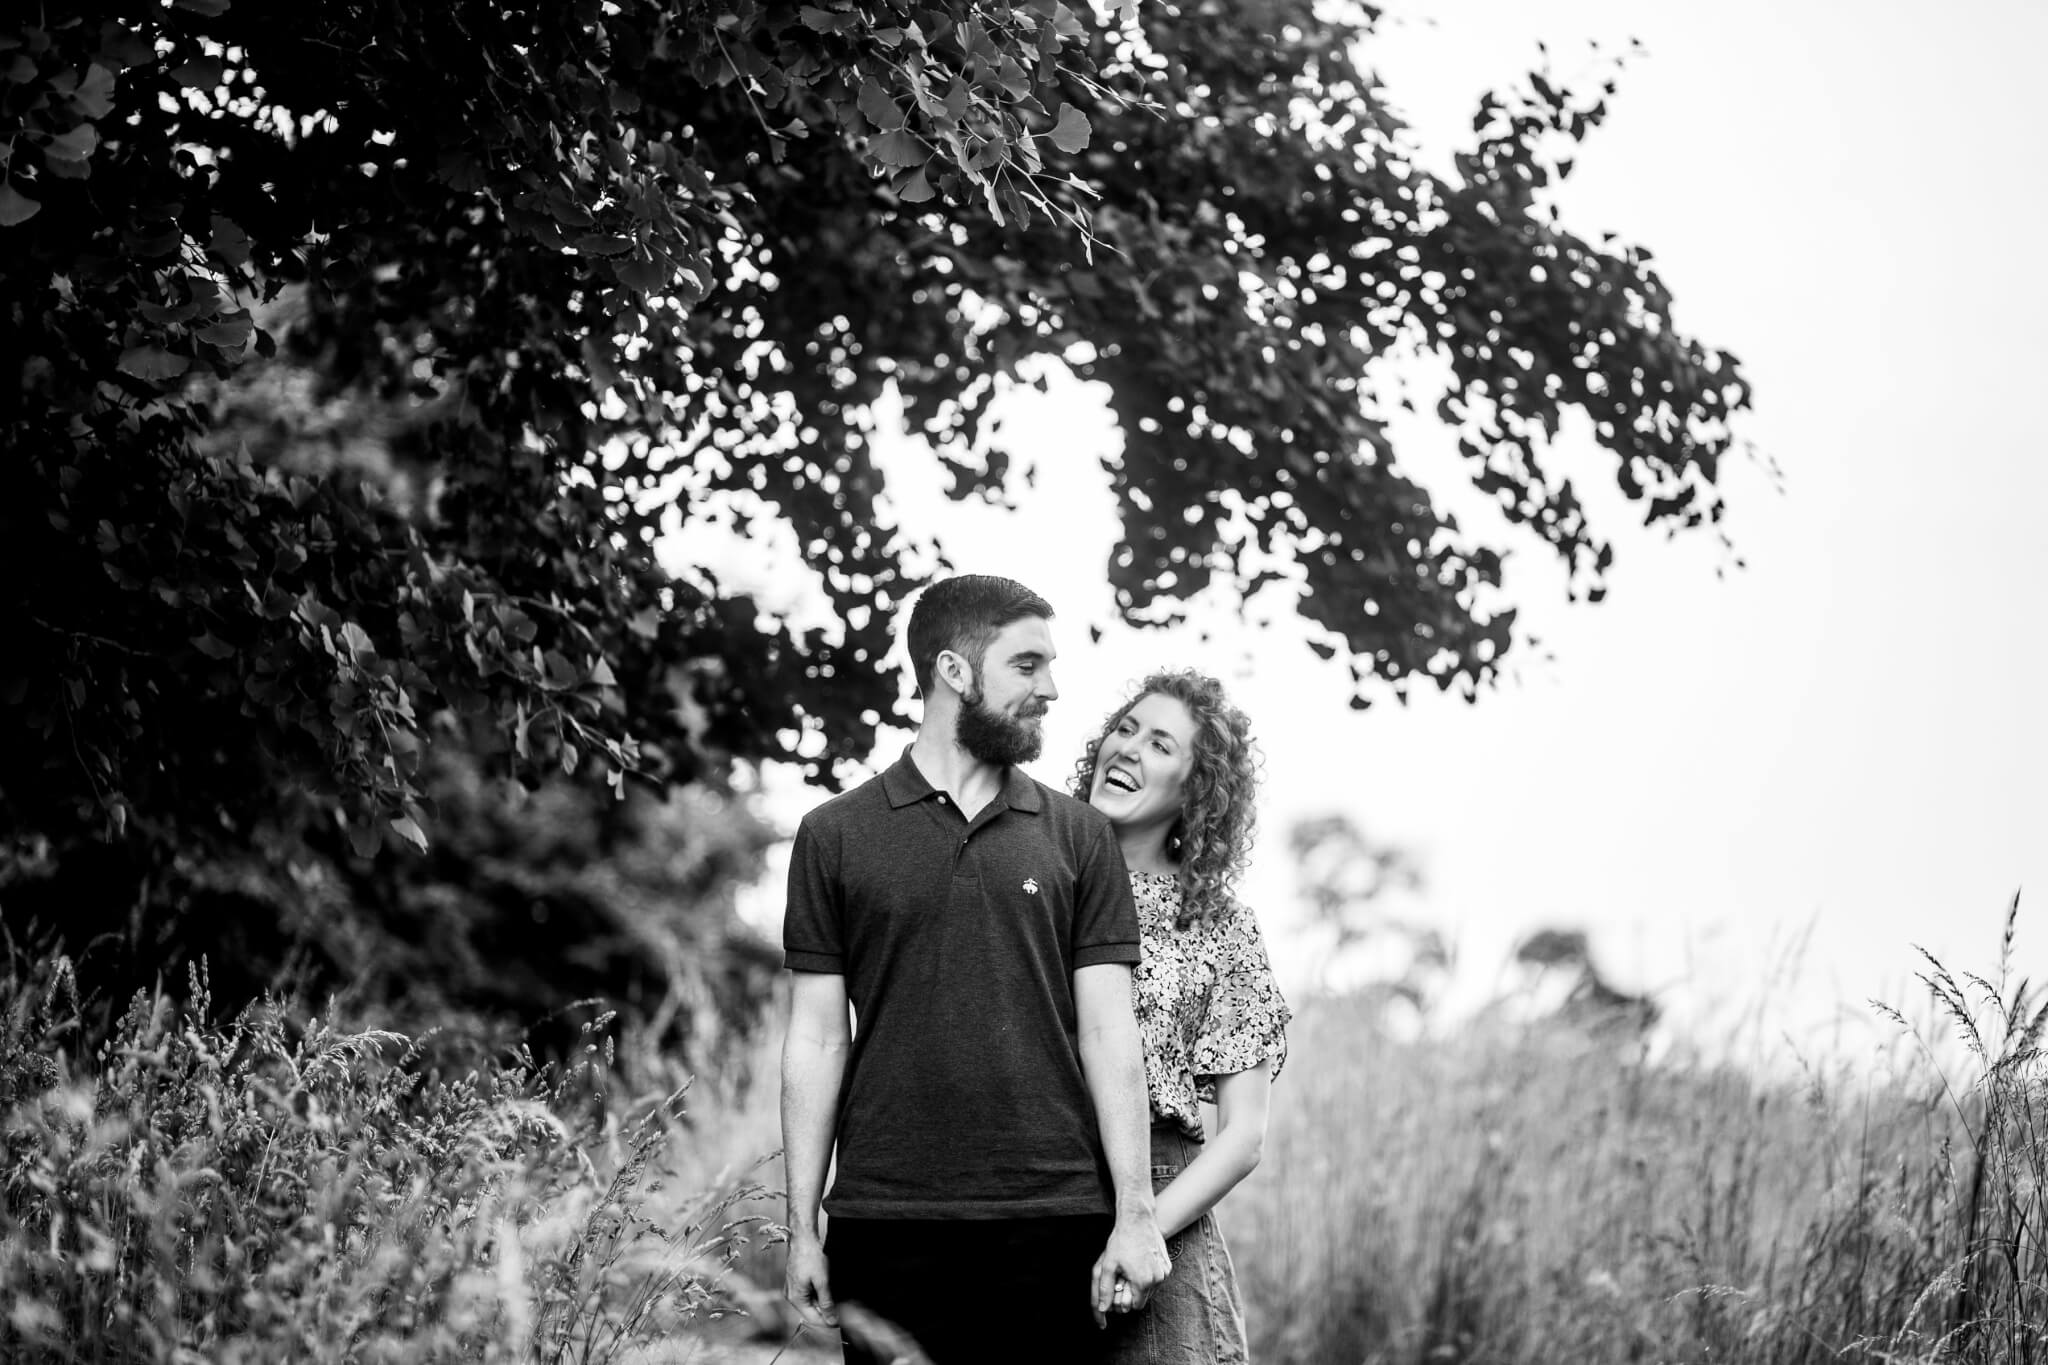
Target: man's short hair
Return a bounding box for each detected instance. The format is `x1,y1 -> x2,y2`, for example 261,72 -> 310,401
906,575 -> 1055,697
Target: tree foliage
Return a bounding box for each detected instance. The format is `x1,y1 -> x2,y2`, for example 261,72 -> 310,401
1,0 -> 1752,1028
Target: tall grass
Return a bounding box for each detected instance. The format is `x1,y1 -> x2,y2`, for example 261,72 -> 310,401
1229,891 -> 2043,1365
7,896 -> 2040,1365
0,957 -> 771,1364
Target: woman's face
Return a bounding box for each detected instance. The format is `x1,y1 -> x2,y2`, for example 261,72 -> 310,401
1088,692 -> 1198,837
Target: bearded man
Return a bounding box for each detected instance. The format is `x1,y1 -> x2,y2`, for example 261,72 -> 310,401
780,574 -> 1170,1365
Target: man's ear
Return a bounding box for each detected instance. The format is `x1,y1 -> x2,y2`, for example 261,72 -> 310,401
935,649 -> 972,698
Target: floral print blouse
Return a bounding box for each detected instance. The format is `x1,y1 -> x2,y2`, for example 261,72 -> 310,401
1129,870 -> 1290,1140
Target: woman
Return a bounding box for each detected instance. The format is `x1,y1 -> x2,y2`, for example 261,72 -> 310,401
1074,668 -> 1290,1363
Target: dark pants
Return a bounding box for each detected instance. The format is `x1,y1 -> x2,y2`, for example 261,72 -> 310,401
826,1214 -> 1112,1365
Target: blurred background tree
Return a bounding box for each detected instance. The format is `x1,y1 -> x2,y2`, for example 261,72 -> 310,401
1287,812 -> 1441,1012
1,0 -> 1749,1053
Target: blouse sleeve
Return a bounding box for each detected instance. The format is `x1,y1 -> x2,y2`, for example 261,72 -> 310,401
1191,901 -> 1291,1094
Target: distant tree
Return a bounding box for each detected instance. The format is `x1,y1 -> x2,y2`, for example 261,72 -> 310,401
1287,812 -> 1443,1009
1511,927 -> 1658,1032
1,1 -> 1752,1028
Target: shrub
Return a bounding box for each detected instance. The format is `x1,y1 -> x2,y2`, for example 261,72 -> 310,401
0,957 -> 763,1364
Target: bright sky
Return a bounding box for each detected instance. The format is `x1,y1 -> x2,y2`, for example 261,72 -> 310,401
710,0 -> 2048,1063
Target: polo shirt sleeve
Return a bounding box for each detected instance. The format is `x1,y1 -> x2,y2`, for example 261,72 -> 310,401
1071,819 -> 1141,969
781,817 -> 844,974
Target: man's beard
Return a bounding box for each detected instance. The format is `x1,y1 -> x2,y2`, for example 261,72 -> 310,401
956,681 -> 1045,766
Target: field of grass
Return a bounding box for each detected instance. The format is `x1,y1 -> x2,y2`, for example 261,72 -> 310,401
3,902 -> 2040,1364
1227,904 -> 2044,1364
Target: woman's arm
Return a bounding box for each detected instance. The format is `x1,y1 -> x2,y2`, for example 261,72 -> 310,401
1151,1061 -> 1272,1239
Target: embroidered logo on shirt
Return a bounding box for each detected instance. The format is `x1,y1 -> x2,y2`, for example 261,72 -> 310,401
1022,877 -> 1040,896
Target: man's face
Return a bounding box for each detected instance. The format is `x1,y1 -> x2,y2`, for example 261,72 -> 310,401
952,616 -> 1058,766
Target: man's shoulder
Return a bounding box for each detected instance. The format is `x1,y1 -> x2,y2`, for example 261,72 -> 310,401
1025,777 -> 1114,837
795,770 -> 892,834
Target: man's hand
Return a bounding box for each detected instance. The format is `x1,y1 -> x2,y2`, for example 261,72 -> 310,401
785,1233 -> 838,1330
1089,1213 -> 1171,1327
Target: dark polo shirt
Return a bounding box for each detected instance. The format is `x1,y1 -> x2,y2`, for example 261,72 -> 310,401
783,751 -> 1140,1219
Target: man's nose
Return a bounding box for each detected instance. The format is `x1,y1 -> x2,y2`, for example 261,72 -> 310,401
1038,668 -> 1059,703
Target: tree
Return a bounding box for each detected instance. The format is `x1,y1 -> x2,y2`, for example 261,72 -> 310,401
1,0 -> 1751,1026
1287,811 -> 1441,1009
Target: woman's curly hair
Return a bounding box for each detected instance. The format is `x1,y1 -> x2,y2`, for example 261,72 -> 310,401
1070,668 -> 1261,929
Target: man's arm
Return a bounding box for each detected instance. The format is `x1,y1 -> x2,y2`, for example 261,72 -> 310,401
1074,961 -> 1171,1324
781,969 -> 851,1330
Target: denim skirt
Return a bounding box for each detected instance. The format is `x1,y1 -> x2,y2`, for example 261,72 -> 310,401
1103,1122 -> 1250,1364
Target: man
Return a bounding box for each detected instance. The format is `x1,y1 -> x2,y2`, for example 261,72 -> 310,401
780,575 -> 1171,1364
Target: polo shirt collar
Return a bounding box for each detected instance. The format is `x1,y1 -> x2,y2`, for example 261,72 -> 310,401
880,749 -> 1044,814
1001,763 -> 1044,813
881,751 -> 936,808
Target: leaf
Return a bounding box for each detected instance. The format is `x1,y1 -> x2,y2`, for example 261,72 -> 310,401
389,815 -> 428,851
869,128 -> 927,168
996,56 -> 1031,101
173,0 -> 233,15
191,632 -> 235,660
347,821 -> 382,859
799,6 -> 854,31
543,649 -> 578,689
895,167 -> 934,202
209,214 -> 251,265
125,222 -> 183,258
547,196 -> 594,229
71,64 -> 117,119
339,622 -> 375,656
614,254 -> 665,292
857,77 -> 901,130
196,313 -> 255,347
589,656 -> 618,687
0,182 -> 39,226
116,347 -> 191,381
98,31 -> 155,69
43,126 -> 99,162
1049,104 -> 1091,154
572,233 -> 633,257
169,57 -> 225,90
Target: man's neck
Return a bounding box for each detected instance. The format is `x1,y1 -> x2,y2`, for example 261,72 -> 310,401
907,726 -> 1006,819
